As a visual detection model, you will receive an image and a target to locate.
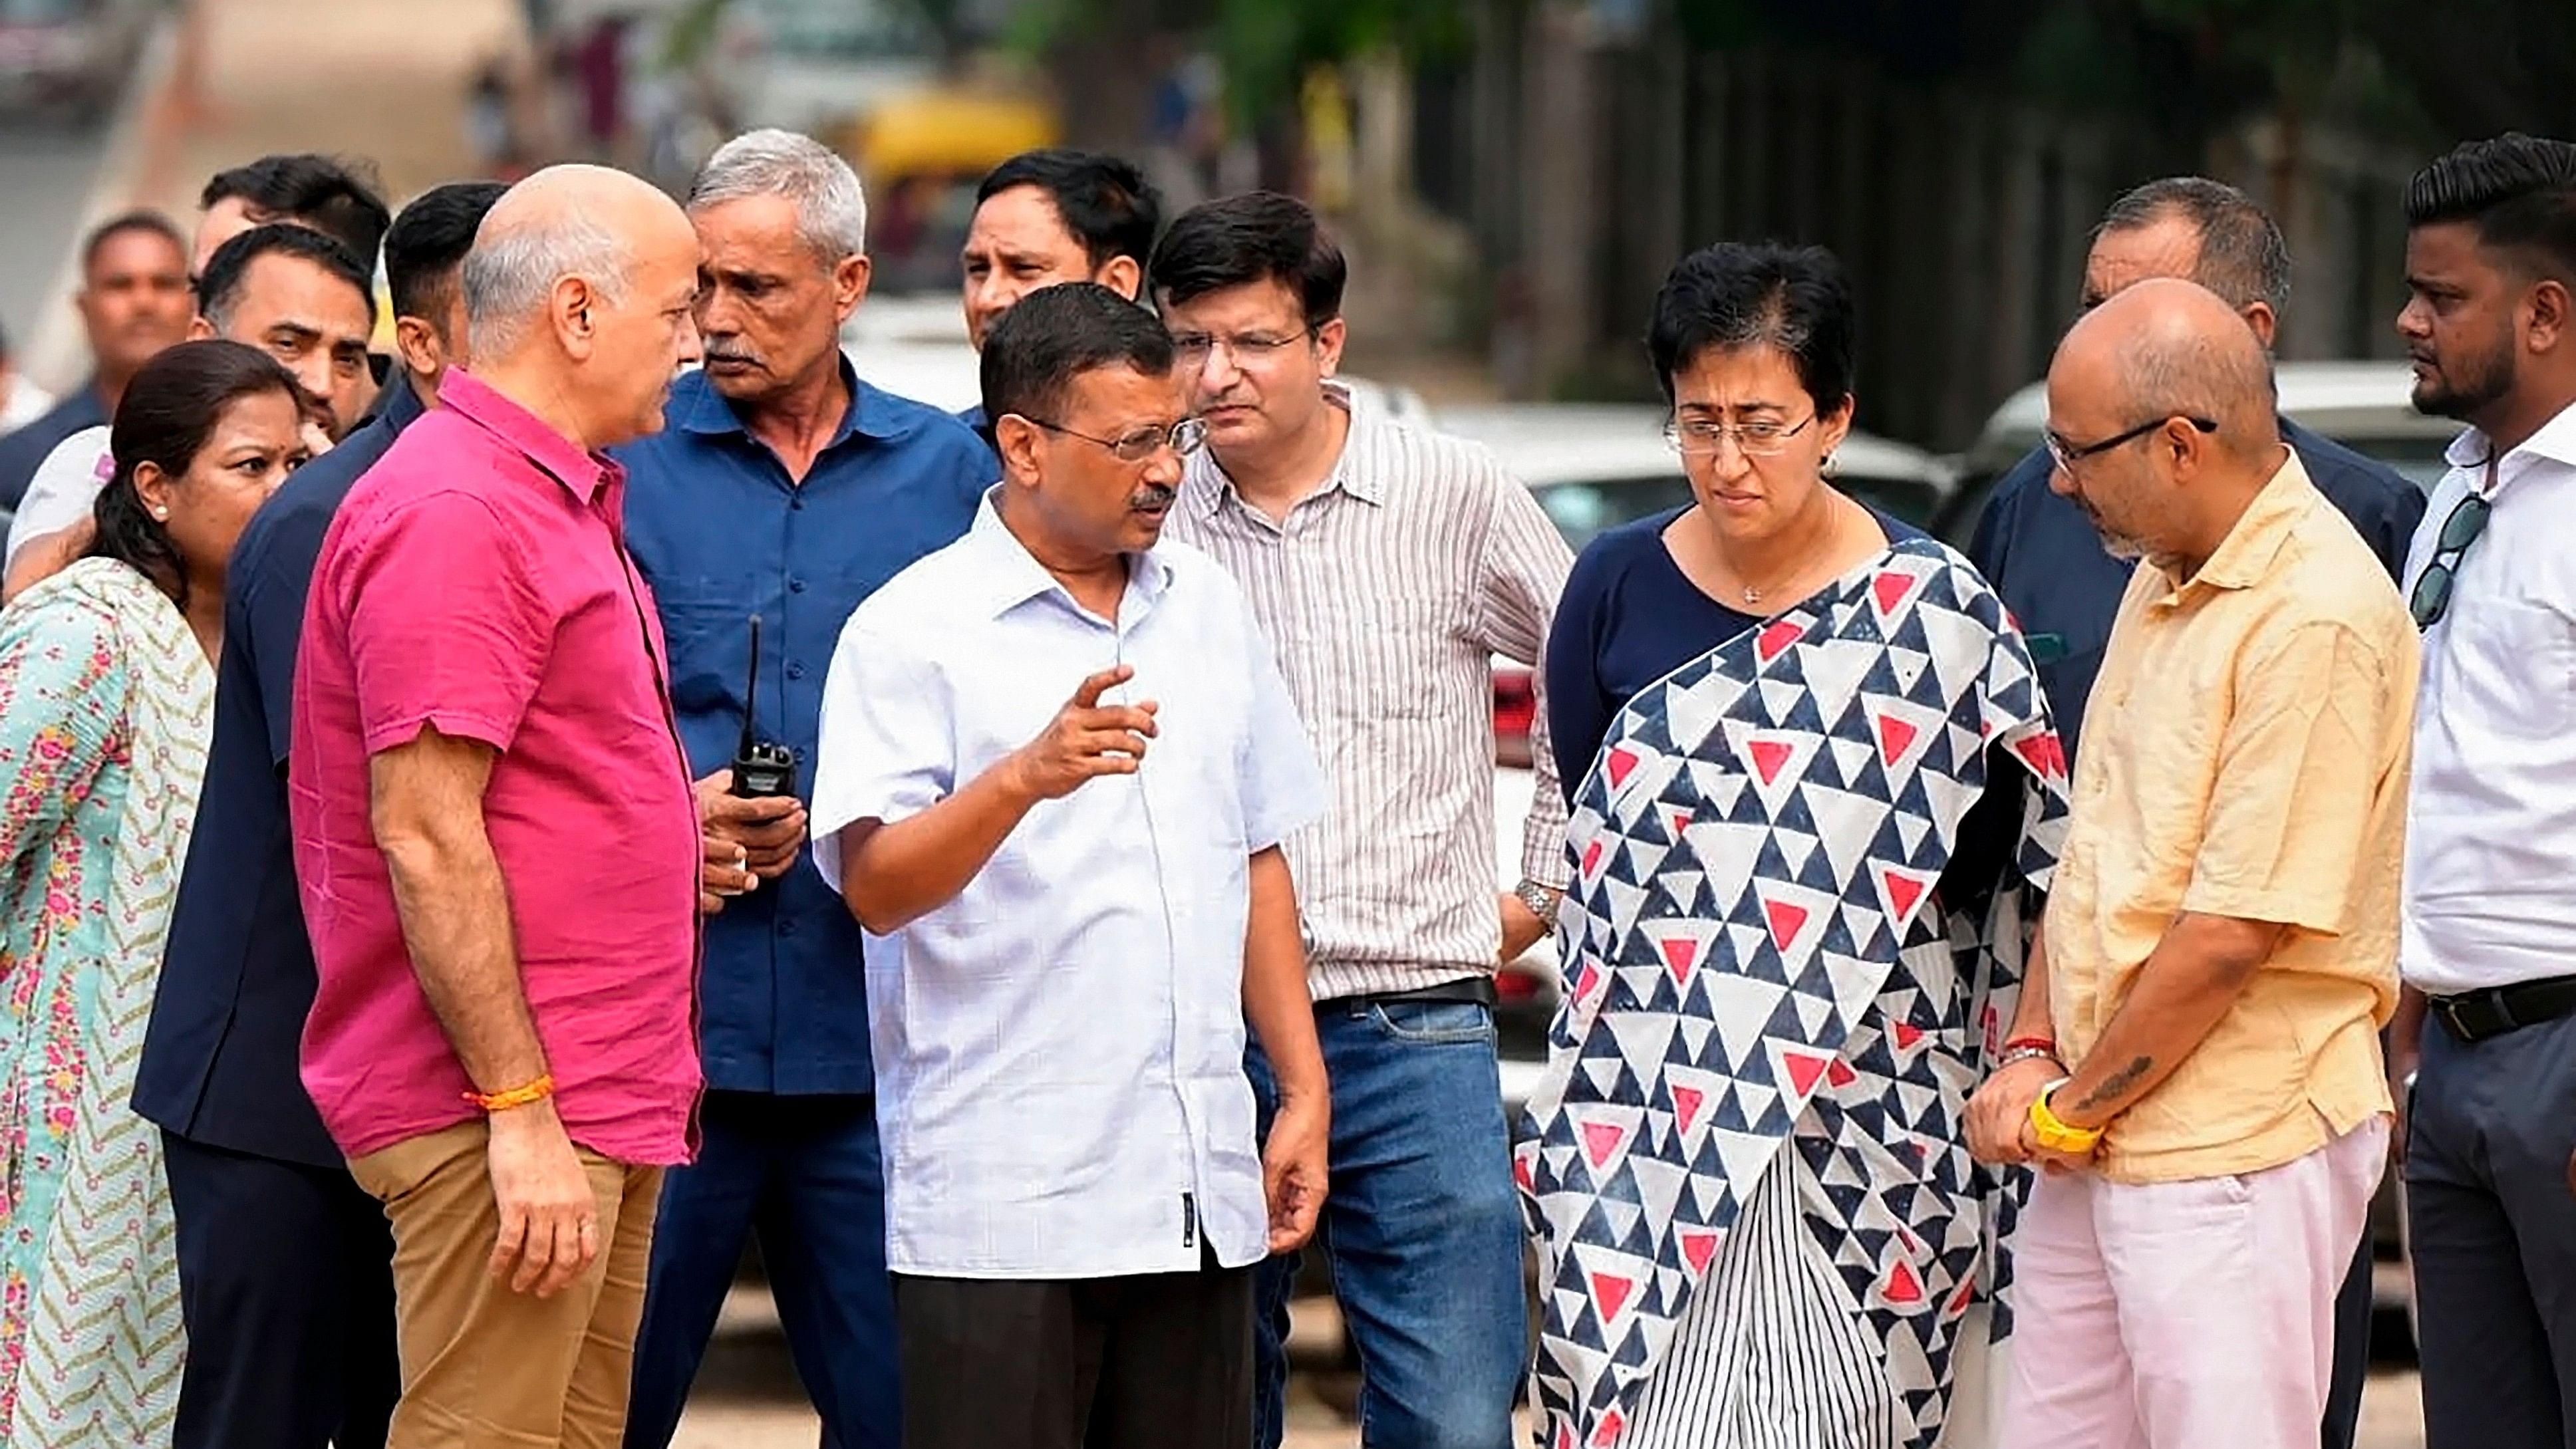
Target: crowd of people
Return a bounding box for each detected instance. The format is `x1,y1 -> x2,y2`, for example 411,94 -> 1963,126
0,111 -> 2567,1449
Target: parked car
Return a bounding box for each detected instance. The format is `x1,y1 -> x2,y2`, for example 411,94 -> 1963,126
1453,403 -> 1960,1124
1929,359 -> 2462,547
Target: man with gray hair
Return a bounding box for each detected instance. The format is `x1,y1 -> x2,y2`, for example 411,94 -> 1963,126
615,128 -> 993,1449
289,163 -> 707,1448
1963,180 -> 2422,1449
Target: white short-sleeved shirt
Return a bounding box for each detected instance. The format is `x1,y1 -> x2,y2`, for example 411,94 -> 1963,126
2401,402 -> 2576,994
3,425 -> 111,572
809,489 -> 1327,1280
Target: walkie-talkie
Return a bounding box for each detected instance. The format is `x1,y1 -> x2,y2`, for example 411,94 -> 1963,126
730,614 -> 798,799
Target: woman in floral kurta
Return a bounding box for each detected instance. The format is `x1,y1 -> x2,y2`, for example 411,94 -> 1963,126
0,340 -> 311,1448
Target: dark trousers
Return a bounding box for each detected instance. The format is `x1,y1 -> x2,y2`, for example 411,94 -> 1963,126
625,1091 -> 896,1449
2321,1227 -> 2372,1449
893,1255 -> 1253,1449
162,1129 -> 401,1449
2405,1006 -> 2576,1449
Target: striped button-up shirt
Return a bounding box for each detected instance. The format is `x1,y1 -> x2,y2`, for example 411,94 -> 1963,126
1167,387 -> 1574,999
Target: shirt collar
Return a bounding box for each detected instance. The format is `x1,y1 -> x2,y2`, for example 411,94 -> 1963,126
674,356 -> 901,447
2450,396 -> 2576,488
373,372 -> 428,433
2164,448 -> 2317,595
1189,382 -> 1371,517
964,484 -> 1175,621
438,368 -> 623,504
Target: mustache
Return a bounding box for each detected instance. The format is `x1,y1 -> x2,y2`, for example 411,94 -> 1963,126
1128,482 -> 1177,510
702,343 -> 762,365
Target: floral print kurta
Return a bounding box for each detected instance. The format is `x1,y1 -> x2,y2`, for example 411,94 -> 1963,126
0,559 -> 212,1448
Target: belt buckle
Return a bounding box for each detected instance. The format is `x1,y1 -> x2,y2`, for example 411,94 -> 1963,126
2438,993 -> 2504,1042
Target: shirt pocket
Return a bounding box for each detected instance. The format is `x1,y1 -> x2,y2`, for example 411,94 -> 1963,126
650,574 -> 767,722
2450,595 -> 2576,740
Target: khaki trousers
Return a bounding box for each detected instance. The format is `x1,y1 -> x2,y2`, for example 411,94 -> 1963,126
347,1120 -> 664,1449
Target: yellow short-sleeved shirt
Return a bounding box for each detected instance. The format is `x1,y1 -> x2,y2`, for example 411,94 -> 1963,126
2045,452 -> 2418,1183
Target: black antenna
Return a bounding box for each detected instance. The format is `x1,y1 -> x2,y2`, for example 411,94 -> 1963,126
738,615 -> 762,761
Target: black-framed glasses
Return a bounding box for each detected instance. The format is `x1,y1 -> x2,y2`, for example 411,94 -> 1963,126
2409,493 -> 2493,629
2044,414 -> 2219,472
1020,414 -> 1210,462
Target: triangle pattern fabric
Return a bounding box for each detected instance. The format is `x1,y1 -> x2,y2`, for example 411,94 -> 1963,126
1524,539 -> 2073,1449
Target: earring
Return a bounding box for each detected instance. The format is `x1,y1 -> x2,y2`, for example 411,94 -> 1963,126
151,506 -> 168,520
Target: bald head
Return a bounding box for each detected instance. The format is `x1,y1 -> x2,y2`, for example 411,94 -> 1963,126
460,165 -> 702,448
2055,278 -> 2278,460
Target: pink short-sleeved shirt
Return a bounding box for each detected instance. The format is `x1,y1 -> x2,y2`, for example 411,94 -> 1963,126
289,370 -> 702,1166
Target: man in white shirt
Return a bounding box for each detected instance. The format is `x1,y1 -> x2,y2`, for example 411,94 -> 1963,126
2389,132 -> 2576,1449
809,282 -> 1332,1449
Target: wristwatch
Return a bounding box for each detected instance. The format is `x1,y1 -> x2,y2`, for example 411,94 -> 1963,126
1514,879 -> 1564,922
2029,1078 -> 2106,1155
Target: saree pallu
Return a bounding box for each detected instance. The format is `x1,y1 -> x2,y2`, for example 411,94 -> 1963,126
1518,539 -> 2071,1449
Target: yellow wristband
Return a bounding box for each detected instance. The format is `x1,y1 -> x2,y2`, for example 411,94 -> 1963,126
464,1074 -> 555,1113
2029,1079 -> 2105,1154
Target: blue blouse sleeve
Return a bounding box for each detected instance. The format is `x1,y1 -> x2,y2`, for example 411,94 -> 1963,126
1545,539 -> 1620,807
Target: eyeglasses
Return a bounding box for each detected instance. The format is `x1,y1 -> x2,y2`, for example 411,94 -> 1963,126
2409,493 -> 2492,628
1663,414 -> 1815,458
1021,415 -> 1210,463
2045,415 -> 2219,473
1171,328 -> 1311,366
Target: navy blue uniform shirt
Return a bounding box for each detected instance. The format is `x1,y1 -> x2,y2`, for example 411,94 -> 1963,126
0,380 -> 108,510
134,377 -> 425,1168
1965,414 -> 2424,762
617,362 -> 992,1095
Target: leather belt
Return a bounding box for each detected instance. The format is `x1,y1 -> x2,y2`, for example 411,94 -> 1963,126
2429,975 -> 2576,1043
1317,977 -> 1499,1011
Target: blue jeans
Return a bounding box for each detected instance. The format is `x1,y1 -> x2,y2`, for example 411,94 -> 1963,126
1246,997 -> 1528,1449
624,1092 -> 894,1449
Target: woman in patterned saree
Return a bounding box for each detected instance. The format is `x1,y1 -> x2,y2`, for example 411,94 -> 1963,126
0,339 -> 311,1447
1522,243 -> 2071,1449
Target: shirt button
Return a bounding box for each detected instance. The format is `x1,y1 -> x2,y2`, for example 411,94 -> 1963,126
780,918 -> 799,936
789,496 -> 805,511
787,662 -> 806,680
789,578 -> 807,594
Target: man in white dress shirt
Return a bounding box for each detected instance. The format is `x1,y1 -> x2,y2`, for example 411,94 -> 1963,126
2388,132 -> 2576,1449
809,281 -> 1332,1449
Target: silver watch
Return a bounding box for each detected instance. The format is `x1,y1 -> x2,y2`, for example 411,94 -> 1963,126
1514,879 -> 1564,922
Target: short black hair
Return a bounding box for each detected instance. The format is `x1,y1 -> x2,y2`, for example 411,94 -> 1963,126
201,154 -> 393,269
1149,192 -> 1346,330
980,282 -> 1174,426
198,222 -> 376,332
978,149 -> 1161,273
2098,176 -> 2293,315
82,209 -> 187,275
2406,133 -> 2576,284
385,182 -> 507,330
88,338 -> 303,608
1646,242 -> 1857,413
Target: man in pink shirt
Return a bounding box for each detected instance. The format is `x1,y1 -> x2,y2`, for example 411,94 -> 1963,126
289,164 -> 706,1448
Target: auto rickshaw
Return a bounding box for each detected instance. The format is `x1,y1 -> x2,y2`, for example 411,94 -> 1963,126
834,87 -> 1060,295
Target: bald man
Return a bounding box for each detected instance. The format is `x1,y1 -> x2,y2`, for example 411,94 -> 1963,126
1965,279 -> 2418,1449
288,164 -> 708,1448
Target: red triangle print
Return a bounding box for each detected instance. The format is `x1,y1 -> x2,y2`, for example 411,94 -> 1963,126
1679,1228 -> 1719,1275
1606,745 -> 1640,790
1874,711 -> 1920,767
1781,1051 -> 1830,1098
1949,1272 -> 1977,1315
1881,868 -> 1926,919
1763,897 -> 1809,951
1670,1084 -> 1706,1135
1748,738 -> 1794,785
1514,1150 -> 1535,1193
1590,1271 -> 1636,1323
1659,935 -> 1701,985
1580,839 -> 1604,880
1872,569 -> 1919,618
1885,1259 -> 1925,1305
1756,618 -> 1804,663
1572,962 -> 1601,1005
1556,1423 -> 1575,1449
1892,1022 -> 1925,1052
2015,730 -> 2068,783
1581,1121 -> 1628,1169
1664,807 -> 1693,839
1591,1408 -> 1626,1448
1826,1058 -> 1858,1089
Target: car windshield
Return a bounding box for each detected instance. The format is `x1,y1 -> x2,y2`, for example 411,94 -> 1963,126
1534,473 -> 1944,552
744,0 -> 930,57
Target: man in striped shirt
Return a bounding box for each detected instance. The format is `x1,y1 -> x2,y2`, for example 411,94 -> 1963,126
1155,192 -> 1574,1449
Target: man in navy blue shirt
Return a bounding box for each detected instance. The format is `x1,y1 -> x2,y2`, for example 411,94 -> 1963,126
134,180 -> 505,1449
0,210 -> 194,507
1965,176 -> 2424,1449
616,130 -> 993,1449
956,149 -> 1161,436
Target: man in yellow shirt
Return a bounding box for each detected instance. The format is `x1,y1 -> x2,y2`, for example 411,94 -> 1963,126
1965,278 -> 2416,1449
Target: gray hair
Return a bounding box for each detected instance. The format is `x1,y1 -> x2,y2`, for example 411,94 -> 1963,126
2096,176 -> 2293,318
462,211 -> 631,359
688,128 -> 868,263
